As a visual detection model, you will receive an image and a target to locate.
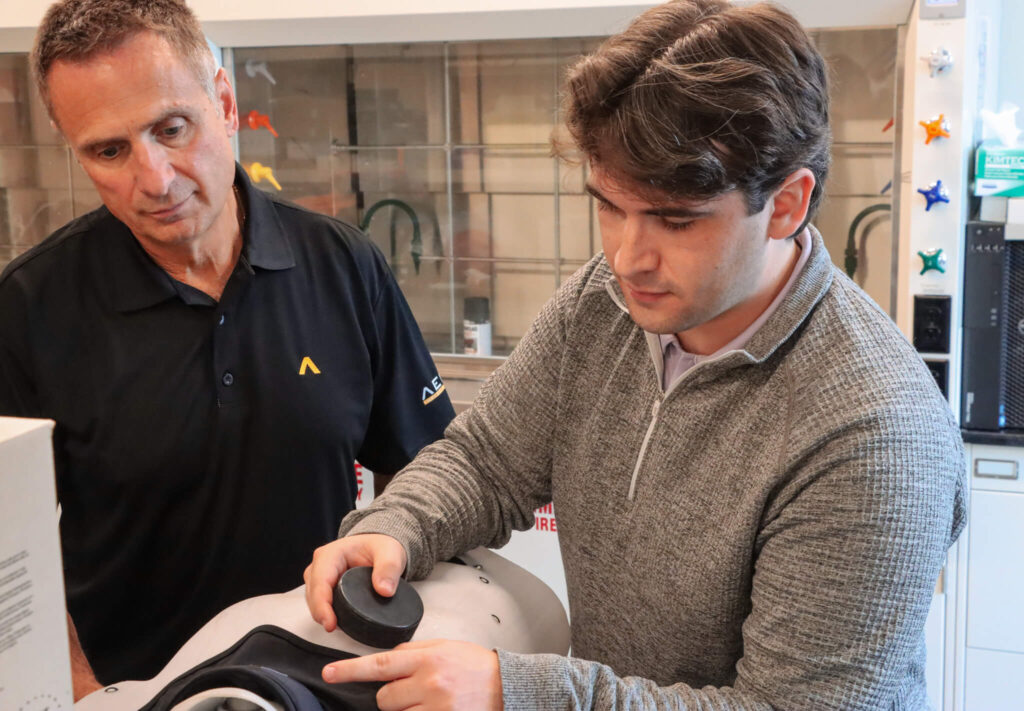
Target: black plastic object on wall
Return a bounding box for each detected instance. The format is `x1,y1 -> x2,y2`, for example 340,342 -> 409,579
844,203 -> 892,278
913,295 -> 952,354
923,359 -> 950,400
333,567 -> 423,648
360,199 -> 423,274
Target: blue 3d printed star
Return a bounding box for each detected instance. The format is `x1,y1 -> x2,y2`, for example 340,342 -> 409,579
917,180 -> 950,211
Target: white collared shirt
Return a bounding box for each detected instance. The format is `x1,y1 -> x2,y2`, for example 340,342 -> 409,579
656,229 -> 813,391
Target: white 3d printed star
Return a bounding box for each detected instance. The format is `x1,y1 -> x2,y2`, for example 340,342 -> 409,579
980,105 -> 1021,147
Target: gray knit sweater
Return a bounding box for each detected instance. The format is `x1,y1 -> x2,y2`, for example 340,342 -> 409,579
339,227 -> 966,710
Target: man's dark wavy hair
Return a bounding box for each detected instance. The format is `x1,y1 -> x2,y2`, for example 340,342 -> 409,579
558,0 -> 831,229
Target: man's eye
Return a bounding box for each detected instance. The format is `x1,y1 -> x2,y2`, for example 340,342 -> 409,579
662,220 -> 695,233
156,119 -> 188,141
98,146 -> 120,159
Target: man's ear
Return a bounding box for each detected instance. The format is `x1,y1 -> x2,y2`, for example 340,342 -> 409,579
767,168 -> 815,240
214,67 -> 239,138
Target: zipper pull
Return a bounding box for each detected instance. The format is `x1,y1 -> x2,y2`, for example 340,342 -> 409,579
627,397 -> 663,502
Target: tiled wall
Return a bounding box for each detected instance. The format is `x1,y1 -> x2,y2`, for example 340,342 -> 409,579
0,55 -> 101,267
232,38 -> 602,355
813,28 -> 899,314
1,27 -> 897,354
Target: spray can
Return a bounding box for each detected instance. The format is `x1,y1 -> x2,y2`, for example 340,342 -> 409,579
463,297 -> 492,356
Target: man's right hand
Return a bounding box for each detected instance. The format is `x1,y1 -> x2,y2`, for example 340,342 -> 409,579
72,670 -> 103,702
303,533 -> 408,632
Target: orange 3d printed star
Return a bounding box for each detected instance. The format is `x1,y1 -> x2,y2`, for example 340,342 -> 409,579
919,114 -> 951,145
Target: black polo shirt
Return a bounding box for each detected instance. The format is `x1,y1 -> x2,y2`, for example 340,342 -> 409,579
0,165 -> 454,683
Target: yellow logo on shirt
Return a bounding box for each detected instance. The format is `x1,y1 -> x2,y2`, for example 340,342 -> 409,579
422,376 -> 446,405
299,356 -> 321,375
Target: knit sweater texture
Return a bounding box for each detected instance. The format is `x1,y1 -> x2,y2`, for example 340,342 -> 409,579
339,227 -> 966,710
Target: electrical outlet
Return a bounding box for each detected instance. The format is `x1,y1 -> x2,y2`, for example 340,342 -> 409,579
913,295 -> 952,353
923,359 -> 949,399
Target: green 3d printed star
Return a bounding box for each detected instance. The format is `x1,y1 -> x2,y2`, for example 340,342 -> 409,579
918,248 -> 947,275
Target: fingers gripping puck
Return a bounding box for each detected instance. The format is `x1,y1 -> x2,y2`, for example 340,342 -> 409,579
332,567 -> 423,648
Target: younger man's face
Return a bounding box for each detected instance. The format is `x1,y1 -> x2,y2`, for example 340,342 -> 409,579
589,165 -> 775,338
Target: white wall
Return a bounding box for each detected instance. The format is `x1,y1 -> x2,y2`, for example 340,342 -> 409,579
2,1 -> 914,53
999,0 -> 1024,109
6,1 -> 657,52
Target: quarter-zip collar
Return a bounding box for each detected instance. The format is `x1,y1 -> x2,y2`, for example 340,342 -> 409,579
600,226 -> 835,501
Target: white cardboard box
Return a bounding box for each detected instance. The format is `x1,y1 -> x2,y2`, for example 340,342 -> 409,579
0,417 -> 73,709
1006,197 -> 1024,241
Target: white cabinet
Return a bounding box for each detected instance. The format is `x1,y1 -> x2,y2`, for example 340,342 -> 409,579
966,490 -> 1024,653
927,592 -> 945,710
961,443 -> 1024,710
965,648 -> 1024,711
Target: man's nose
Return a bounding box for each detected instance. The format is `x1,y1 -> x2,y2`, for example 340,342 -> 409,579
613,217 -> 658,277
132,142 -> 174,197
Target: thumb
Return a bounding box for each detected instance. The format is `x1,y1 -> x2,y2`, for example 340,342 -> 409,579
370,546 -> 406,598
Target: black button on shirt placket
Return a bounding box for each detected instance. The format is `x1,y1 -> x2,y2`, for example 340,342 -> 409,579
214,308 -> 234,406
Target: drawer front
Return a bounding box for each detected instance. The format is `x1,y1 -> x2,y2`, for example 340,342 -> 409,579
967,489 -> 1024,653
965,647 -> 1024,711
969,443 -> 1024,494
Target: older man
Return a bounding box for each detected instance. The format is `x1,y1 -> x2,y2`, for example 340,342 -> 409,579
0,0 -> 453,694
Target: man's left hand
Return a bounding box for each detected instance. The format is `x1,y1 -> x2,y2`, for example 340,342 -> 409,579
322,639 -> 502,711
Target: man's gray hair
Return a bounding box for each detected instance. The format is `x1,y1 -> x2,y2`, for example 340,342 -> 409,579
31,0 -> 216,119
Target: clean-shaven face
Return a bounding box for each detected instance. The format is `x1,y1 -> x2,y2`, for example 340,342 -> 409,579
47,31 -> 238,252
591,165 -> 775,336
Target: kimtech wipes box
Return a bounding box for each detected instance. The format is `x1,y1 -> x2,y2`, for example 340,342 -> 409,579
975,144 -> 1024,197
0,417 -> 72,710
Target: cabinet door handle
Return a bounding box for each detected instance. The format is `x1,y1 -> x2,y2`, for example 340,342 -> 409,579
974,458 -> 1019,480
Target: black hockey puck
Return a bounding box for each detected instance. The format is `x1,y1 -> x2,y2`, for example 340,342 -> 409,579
332,566 -> 423,648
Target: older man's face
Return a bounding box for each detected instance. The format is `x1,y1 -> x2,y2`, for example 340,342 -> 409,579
47,31 -> 238,254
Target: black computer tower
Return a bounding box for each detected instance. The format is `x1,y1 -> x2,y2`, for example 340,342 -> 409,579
961,221 -> 1011,429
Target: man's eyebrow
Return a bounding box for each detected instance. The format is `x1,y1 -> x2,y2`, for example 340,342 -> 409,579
584,184 -> 616,206
80,134 -> 123,155
78,109 -> 188,154
584,184 -> 608,201
584,183 -> 713,218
